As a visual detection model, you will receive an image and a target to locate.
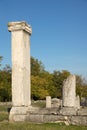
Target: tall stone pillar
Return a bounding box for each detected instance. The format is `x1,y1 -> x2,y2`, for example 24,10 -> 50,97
62,75 -> 76,107
8,21 -> 32,121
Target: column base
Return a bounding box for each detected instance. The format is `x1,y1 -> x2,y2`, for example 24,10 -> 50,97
9,106 -> 30,122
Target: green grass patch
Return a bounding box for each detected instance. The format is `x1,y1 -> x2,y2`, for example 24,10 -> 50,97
0,113 -> 8,121
0,104 -> 10,121
0,105 -> 8,112
31,100 -> 46,108
0,123 -> 87,130
0,104 -> 11,112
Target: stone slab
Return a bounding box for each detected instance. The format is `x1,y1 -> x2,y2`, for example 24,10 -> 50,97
26,114 -> 87,126
70,116 -> 87,126
78,108 -> 87,115
59,107 -> 77,115
28,107 -> 59,115
26,115 -> 44,123
12,115 -> 27,122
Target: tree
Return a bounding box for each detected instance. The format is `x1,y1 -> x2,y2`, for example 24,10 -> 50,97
52,70 -> 71,98
31,75 -> 49,100
40,71 -> 56,98
31,57 -> 44,76
0,55 -> 87,102
0,66 -> 12,101
31,57 -> 56,100
31,57 -> 48,100
76,75 -> 87,98
0,56 -> 11,101
0,56 -> 3,67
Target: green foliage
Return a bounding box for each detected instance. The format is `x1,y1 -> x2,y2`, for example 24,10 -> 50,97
31,57 -> 44,76
31,75 -> 49,100
76,75 -> 87,98
40,71 -> 56,98
52,70 -> 71,98
0,55 -> 87,101
0,56 -> 3,67
31,57 -> 56,100
0,64 -> 11,102
0,88 -> 9,102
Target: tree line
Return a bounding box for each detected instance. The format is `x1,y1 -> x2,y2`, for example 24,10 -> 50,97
0,56 -> 87,102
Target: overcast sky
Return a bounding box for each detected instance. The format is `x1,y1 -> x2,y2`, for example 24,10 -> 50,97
0,0 -> 87,78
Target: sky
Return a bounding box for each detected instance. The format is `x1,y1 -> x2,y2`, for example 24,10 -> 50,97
0,0 -> 87,79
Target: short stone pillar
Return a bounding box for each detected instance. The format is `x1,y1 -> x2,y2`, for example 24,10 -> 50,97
46,96 -> 51,108
8,21 -> 32,121
62,75 -> 76,107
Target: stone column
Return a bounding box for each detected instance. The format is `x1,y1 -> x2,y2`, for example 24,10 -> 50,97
62,75 -> 76,107
8,21 -> 32,121
46,96 -> 51,108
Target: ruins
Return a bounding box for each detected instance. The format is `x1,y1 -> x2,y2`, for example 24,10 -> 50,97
8,21 -> 87,125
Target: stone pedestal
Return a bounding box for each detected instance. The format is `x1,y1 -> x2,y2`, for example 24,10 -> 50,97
8,21 -> 32,121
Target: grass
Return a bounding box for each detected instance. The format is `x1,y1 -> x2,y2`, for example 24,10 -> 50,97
31,100 -> 46,108
0,105 -> 9,112
0,102 -> 87,130
0,113 -> 8,121
0,103 -> 11,112
0,103 -> 11,122
0,122 -> 87,130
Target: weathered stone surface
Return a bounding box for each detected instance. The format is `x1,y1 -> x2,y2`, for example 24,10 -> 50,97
10,107 -> 29,114
28,107 -> 59,115
9,107 -> 29,121
51,98 -> 62,108
46,96 -> 51,108
62,75 -> 76,107
43,115 -> 65,123
27,115 -> 44,123
26,112 -> 87,126
78,107 -> 87,115
59,107 -> 77,115
8,21 -> 32,107
9,105 -> 87,125
26,114 -> 69,124
75,95 -> 80,109
11,115 -> 27,122
70,116 -> 87,126
8,21 -> 32,121
8,21 -> 32,35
